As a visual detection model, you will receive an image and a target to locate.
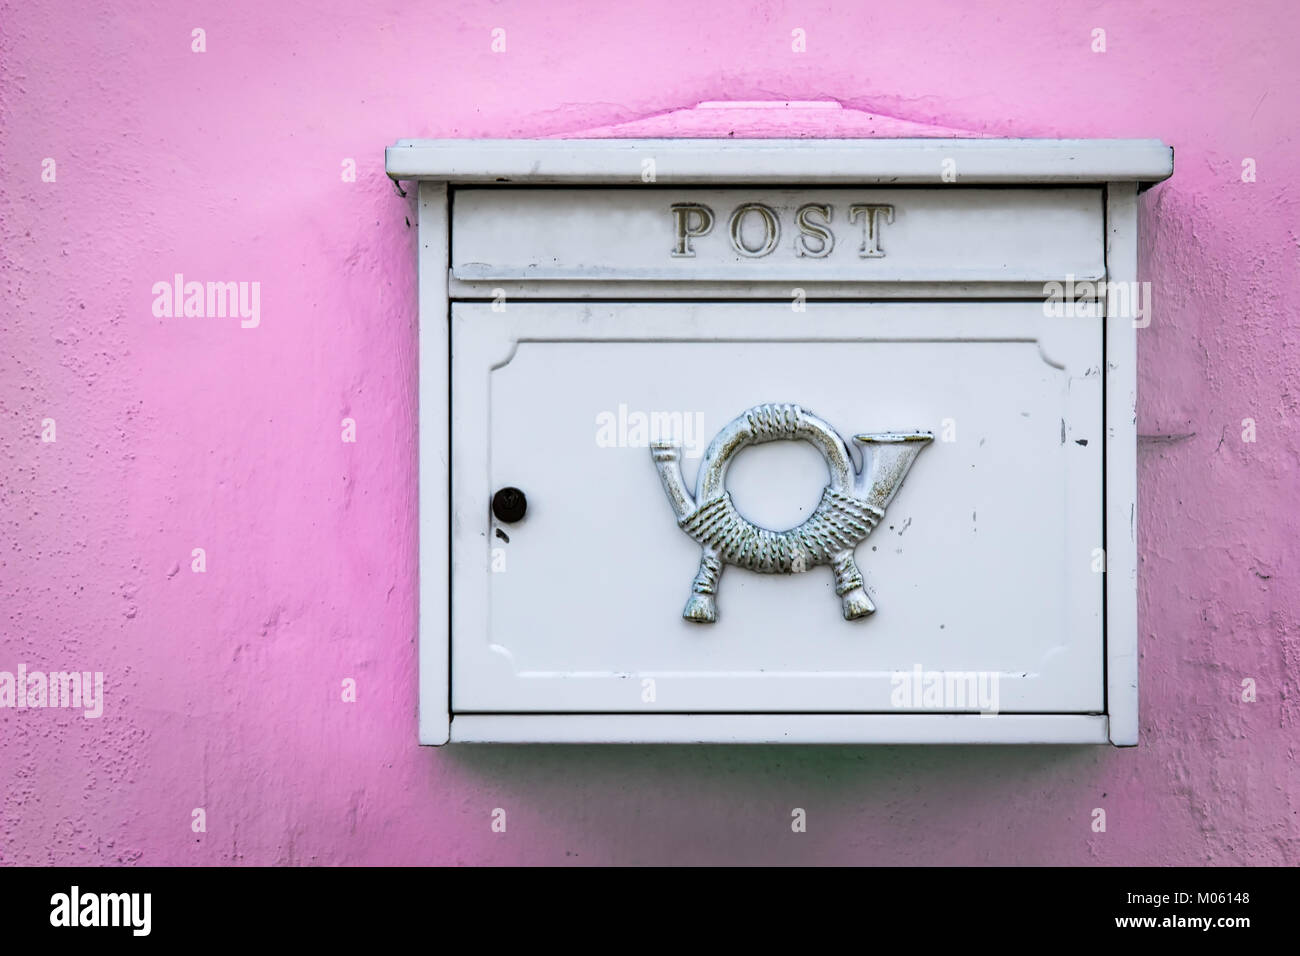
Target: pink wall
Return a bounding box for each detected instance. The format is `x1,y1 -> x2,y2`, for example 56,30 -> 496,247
2,0 -> 1296,865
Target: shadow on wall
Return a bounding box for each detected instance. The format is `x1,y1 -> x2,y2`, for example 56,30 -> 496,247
442,741 -> 1104,790
435,743 -> 1113,863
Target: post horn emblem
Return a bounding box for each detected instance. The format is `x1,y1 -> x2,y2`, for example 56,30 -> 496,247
650,403 -> 931,623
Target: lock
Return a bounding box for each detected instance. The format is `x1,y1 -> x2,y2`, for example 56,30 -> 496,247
491,487 -> 527,523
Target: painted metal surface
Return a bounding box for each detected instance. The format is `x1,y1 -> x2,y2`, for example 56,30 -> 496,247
1104,184 -> 1141,746
450,301 -> 1103,716
451,714 -> 1112,745
428,139 -> 1127,736
417,184 -> 451,747
387,137 -> 1173,185
451,187 -> 1105,284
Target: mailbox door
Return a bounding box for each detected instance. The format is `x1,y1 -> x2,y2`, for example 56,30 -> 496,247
451,302 -> 1103,715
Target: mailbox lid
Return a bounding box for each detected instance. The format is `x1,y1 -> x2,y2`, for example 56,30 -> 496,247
450,302 -> 1103,715
450,187 -> 1104,285
388,137 -> 1174,186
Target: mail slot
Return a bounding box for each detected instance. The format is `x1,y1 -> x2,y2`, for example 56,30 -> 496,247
387,136 -> 1173,745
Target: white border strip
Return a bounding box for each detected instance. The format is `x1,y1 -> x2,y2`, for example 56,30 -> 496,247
450,714 -> 1110,745
1104,183 -> 1141,746
418,182 -> 451,745
387,138 -> 1173,185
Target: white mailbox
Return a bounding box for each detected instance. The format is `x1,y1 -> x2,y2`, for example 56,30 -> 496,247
386,137 -> 1173,746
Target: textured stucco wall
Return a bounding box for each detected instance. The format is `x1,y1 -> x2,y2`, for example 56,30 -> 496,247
1,0 -> 1296,865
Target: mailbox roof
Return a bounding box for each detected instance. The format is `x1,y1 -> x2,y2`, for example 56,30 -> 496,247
385,138 -> 1173,187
